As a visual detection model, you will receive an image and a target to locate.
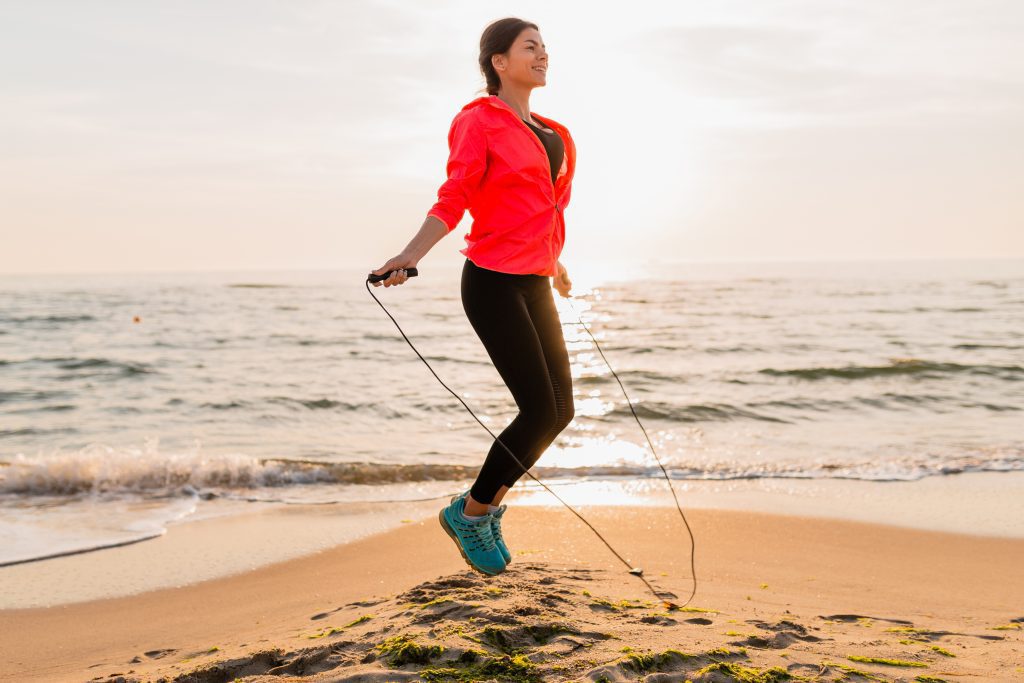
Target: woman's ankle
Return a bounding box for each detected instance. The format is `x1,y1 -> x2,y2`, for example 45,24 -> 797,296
464,495 -> 490,516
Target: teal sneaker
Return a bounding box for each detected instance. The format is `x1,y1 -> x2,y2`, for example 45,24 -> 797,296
439,495 -> 506,576
489,503 -> 512,565
452,490 -> 511,565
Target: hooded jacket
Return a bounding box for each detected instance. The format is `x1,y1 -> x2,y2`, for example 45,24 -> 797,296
427,95 -> 576,278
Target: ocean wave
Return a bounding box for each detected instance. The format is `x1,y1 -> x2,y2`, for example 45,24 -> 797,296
3,447 -> 1019,497
760,359 -> 1024,381
0,356 -> 156,377
226,283 -> 291,288
869,307 -> 988,314
953,343 -> 1024,350
602,401 -> 790,424
1,426 -> 77,438
577,369 -> 674,387
0,390 -> 73,404
0,314 -> 96,324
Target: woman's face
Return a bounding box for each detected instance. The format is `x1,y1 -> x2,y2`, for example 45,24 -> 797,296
493,28 -> 548,90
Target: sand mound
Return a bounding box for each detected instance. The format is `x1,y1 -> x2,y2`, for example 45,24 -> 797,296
91,562 -> 1021,682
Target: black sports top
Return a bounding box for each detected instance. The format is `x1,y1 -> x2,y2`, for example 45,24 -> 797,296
523,117 -> 565,186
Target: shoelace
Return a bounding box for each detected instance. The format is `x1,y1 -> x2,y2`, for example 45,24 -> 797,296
490,510 -> 505,544
455,506 -> 497,551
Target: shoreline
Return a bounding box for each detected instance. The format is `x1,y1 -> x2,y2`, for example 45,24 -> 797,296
1,503 -> 1021,682
1,470 -> 1022,610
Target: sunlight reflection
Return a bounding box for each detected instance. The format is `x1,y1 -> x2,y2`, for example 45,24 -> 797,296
534,435 -> 654,469
510,477 -> 682,507
574,396 -> 615,418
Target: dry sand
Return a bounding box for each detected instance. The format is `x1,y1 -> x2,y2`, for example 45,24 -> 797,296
1,505 -> 1022,682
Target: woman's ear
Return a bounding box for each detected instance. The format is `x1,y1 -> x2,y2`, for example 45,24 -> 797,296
491,53 -> 506,73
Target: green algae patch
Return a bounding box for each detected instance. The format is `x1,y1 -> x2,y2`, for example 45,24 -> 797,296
929,645 -> 955,657
914,677 -> 948,682
475,653 -> 542,682
589,596 -> 655,611
693,661 -> 804,682
376,634 -> 445,667
343,614 -> 373,628
480,625 -> 517,654
615,646 -> 749,676
419,596 -> 457,609
524,622 -> 578,644
618,648 -> 699,673
679,605 -> 720,614
417,666 -> 466,682
304,626 -> 345,639
847,654 -> 927,668
883,626 -> 929,640
992,623 -> 1022,630
419,651 -> 542,682
820,660 -> 888,681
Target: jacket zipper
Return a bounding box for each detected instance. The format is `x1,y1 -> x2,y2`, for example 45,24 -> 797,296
490,97 -> 564,273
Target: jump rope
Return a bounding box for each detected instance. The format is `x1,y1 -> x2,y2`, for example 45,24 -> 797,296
365,266 -> 696,610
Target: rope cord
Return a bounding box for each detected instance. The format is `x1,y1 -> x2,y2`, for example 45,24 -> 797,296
364,274 -> 696,610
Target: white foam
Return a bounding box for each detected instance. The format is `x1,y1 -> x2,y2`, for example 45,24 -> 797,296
0,439 -> 321,495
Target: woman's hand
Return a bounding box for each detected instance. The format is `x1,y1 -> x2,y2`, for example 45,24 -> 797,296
553,260 -> 572,298
370,253 -> 418,288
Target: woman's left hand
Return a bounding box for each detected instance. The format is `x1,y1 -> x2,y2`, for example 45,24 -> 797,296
553,260 -> 572,298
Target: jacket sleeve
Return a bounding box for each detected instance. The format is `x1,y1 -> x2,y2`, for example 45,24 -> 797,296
426,112 -> 488,232
558,130 -> 575,212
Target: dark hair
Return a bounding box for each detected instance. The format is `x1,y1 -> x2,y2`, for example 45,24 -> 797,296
478,17 -> 539,96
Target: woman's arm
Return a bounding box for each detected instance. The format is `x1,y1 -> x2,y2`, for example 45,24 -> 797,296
553,259 -> 572,298
370,113 -> 486,288
400,215 -> 448,265
368,215 -> 447,288
426,112 -> 488,231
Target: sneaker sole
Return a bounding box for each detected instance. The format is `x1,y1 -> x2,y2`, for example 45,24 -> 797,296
438,508 -> 504,576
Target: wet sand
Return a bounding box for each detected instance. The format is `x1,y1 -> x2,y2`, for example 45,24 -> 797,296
1,503 -> 1022,682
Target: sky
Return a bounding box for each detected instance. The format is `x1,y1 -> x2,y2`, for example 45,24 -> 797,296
1,0 -> 1022,275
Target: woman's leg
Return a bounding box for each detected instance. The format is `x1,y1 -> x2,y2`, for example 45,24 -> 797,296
460,259 -> 570,508
499,276 -> 574,490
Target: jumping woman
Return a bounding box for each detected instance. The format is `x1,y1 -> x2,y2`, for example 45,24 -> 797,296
370,17 -> 577,576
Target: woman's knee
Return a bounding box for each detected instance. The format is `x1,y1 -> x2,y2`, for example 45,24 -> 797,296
520,399 -> 560,437
560,400 -> 575,431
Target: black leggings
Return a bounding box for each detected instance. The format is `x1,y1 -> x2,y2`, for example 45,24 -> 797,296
461,258 -> 575,505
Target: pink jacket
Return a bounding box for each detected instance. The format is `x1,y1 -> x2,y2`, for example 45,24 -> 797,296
427,95 -> 576,277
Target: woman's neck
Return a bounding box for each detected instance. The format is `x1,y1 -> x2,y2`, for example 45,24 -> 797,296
496,88 -> 532,121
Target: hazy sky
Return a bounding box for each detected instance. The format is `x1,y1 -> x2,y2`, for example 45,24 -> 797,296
2,0 -> 1022,275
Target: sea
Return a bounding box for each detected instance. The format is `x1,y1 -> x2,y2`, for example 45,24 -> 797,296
2,258 -> 1022,570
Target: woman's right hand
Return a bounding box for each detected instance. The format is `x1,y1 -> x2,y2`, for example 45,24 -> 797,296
370,253 -> 418,288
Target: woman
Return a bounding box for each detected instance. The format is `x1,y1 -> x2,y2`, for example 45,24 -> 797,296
370,17 -> 576,576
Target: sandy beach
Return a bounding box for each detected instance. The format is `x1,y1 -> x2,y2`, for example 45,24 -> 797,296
1,501 -> 1022,683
